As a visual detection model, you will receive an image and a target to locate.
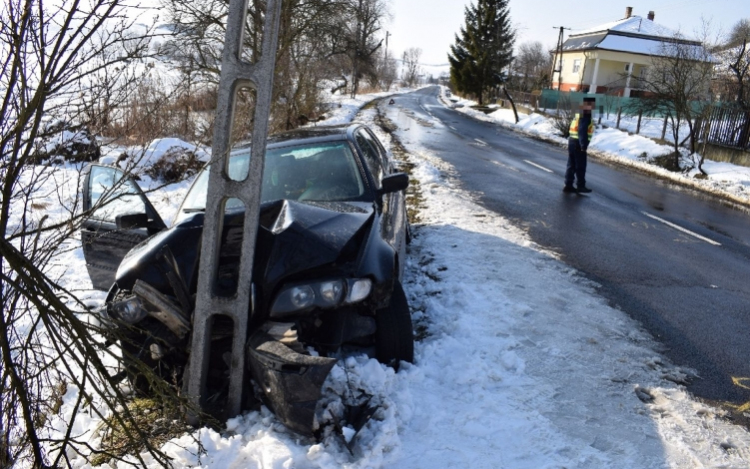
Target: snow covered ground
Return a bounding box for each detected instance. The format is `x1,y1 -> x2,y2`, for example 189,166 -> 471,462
43,89 -> 750,468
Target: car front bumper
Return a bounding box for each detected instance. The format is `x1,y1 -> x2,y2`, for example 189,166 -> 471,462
246,330 -> 337,435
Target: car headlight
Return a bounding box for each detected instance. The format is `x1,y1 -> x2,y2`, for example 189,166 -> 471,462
347,279 -> 371,303
109,294 -> 148,323
270,278 -> 371,318
289,285 -> 315,310
319,280 -> 344,305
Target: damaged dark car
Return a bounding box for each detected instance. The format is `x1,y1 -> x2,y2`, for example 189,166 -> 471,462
81,124 -> 413,435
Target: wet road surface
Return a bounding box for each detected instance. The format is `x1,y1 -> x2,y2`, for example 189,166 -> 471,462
384,86 -> 750,405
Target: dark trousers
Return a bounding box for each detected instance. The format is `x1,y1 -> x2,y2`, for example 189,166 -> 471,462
565,139 -> 587,188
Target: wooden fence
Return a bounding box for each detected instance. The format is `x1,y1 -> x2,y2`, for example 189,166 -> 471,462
700,108 -> 750,151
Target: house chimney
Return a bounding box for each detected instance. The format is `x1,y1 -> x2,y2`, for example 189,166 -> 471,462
625,6 -> 633,18
647,11 -> 655,21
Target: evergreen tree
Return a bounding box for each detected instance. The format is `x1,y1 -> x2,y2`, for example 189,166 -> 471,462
448,0 -> 515,105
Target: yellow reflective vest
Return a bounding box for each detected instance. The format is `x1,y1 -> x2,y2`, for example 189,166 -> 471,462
569,113 -> 594,140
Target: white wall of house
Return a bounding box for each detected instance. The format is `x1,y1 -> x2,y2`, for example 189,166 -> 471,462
554,51 -> 587,90
554,49 -> 653,93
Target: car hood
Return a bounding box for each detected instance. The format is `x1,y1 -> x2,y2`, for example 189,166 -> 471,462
114,200 -> 375,301
259,200 -> 374,284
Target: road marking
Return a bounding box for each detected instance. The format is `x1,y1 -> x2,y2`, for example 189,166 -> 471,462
492,160 -> 519,172
450,126 -> 457,131
523,160 -> 553,173
728,377 -> 750,412
641,212 -> 721,246
474,139 -> 487,146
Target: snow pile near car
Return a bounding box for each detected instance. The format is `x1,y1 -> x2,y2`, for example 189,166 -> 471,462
100,138 -> 209,173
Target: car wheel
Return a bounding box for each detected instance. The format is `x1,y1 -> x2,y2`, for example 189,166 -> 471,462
375,281 -> 414,367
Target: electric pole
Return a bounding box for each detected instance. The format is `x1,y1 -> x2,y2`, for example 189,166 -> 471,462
551,26 -> 571,93
385,31 -> 391,59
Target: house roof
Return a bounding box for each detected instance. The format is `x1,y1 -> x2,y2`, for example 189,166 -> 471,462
561,15 -> 705,58
573,15 -> 677,38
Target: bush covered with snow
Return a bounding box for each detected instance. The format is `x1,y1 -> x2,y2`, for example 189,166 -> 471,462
145,145 -> 205,183
33,121 -> 100,164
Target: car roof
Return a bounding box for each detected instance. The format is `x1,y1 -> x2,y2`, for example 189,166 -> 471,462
265,124 -> 360,148
230,124 -> 371,155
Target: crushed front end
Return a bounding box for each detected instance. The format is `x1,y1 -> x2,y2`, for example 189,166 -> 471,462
102,199 -> 397,435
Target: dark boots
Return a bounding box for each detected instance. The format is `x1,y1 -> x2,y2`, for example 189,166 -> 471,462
562,185 -> 592,193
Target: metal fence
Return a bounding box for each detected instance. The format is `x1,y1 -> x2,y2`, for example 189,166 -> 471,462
538,89 -> 645,116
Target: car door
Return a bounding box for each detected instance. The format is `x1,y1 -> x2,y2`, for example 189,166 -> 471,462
354,128 -> 407,265
81,164 -> 166,290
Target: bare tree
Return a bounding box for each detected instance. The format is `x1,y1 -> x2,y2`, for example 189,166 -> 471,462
401,47 -> 423,88
512,41 -> 552,91
0,0 -> 183,466
341,0 -> 388,97
375,49 -> 399,91
634,27 -> 715,170
162,0 -> 384,131
716,18 -> 750,110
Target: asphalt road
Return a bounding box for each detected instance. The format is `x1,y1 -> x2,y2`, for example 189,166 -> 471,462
383,86 -> 750,405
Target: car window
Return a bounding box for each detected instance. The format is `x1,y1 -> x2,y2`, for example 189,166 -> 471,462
88,165 -> 146,221
179,141 -> 366,217
355,129 -> 384,187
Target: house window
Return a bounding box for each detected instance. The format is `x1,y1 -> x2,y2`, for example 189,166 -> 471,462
624,63 -> 632,73
638,67 -> 648,88
573,59 -> 581,73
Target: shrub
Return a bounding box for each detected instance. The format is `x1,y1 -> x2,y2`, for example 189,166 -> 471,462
551,96 -> 575,139
145,146 -> 204,183
650,152 -> 682,172
32,121 -> 101,164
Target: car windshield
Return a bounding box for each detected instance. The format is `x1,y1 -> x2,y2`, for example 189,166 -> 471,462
180,141 -> 366,215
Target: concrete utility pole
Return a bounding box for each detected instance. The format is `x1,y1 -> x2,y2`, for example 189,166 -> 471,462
186,0 -> 283,424
385,31 -> 391,60
552,26 -> 570,92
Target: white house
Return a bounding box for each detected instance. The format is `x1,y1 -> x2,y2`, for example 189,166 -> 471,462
551,6 -> 706,97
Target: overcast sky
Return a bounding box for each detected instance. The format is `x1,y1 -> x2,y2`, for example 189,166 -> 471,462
388,0 -> 748,71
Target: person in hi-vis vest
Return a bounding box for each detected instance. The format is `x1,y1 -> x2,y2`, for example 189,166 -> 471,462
563,97 -> 595,193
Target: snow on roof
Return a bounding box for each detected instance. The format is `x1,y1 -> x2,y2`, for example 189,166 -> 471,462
596,34 -> 661,55
572,15 -> 679,39
561,15 -> 709,58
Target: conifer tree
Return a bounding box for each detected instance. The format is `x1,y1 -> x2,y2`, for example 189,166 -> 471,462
448,0 -> 515,104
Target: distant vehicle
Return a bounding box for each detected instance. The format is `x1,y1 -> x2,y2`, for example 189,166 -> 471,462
81,124 -> 413,434
445,90 -> 452,97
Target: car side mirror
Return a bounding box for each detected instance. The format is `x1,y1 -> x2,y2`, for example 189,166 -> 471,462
116,212 -> 149,230
380,172 -> 409,195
